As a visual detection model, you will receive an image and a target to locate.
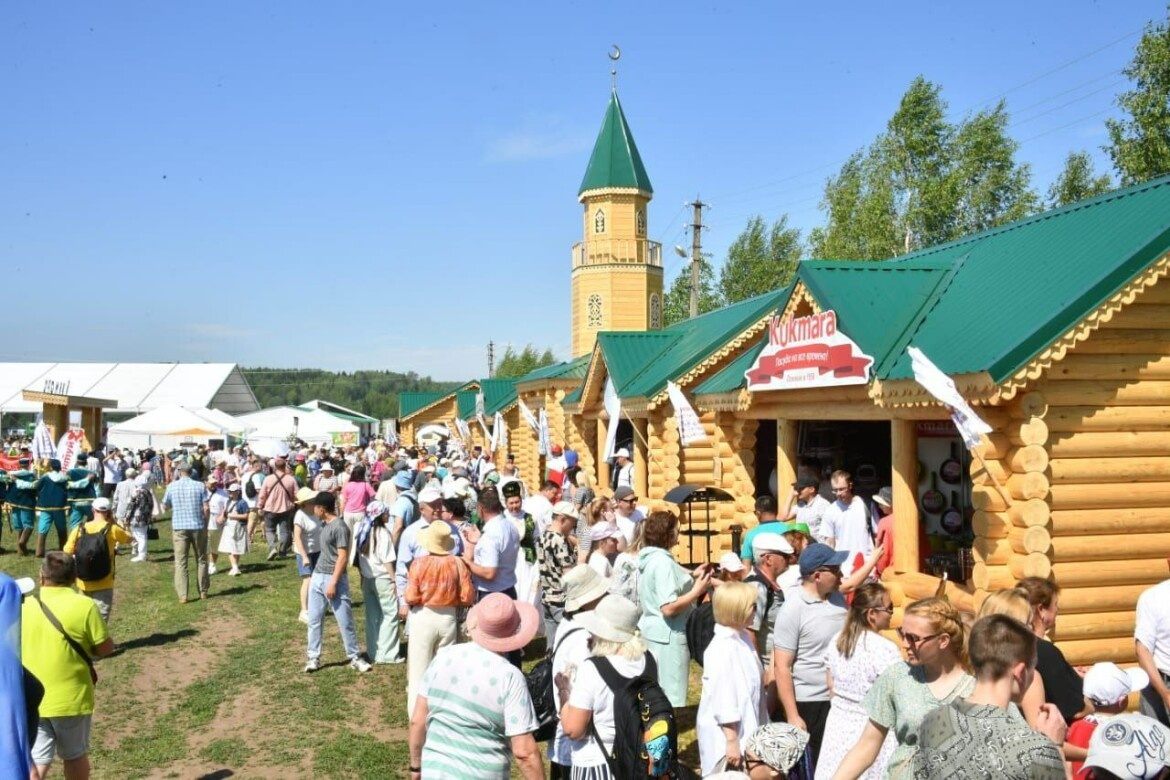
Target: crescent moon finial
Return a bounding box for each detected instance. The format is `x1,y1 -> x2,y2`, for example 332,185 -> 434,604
609,45 -> 621,61
609,45 -> 620,90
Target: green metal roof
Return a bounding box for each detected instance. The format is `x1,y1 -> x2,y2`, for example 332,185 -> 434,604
456,390 -> 478,420
517,354 -> 591,384
322,409 -> 377,424
470,378 -> 518,418
563,386 -> 583,405
876,175 -> 1170,382
591,288 -> 791,400
578,90 -> 653,195
694,341 -> 766,396
398,391 -> 447,419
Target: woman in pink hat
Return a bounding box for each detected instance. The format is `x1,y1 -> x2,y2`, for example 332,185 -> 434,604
408,592 -> 544,779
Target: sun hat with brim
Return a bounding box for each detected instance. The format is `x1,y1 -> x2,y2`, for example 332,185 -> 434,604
563,565 -> 611,611
1079,713 -> 1170,778
393,470 -> 414,489
421,521 -> 455,556
365,500 -> 388,519
590,524 -> 620,542
873,486 -> 893,508
744,723 -> 810,774
319,462 -> 334,472
467,593 -> 539,654
574,595 -> 641,643
295,487 -> 319,505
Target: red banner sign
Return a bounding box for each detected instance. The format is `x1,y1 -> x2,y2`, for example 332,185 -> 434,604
745,309 -> 874,391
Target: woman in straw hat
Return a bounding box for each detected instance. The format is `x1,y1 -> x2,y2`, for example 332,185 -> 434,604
292,487 -> 321,625
408,592 -> 544,779
403,520 -> 475,717
556,594 -> 651,779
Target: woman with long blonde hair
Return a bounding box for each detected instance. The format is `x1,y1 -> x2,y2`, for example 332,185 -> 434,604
576,495 -> 613,564
830,598 -> 972,780
815,583 -> 900,779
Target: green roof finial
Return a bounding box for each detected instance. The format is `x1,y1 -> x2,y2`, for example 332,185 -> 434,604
579,48 -> 653,197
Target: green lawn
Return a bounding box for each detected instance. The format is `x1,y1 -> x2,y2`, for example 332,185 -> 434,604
2,516 -> 705,779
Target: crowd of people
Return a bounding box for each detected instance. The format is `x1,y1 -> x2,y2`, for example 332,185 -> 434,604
4,433 -> 1170,779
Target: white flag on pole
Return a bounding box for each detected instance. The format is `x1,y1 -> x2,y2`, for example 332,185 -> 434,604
455,417 -> 472,442
32,420 -> 56,461
384,419 -> 399,448
518,399 -> 540,434
538,408 -> 551,456
477,414 -> 491,445
475,391 -> 485,419
603,377 -> 621,460
907,346 -> 993,449
666,381 -> 707,446
493,412 -> 508,452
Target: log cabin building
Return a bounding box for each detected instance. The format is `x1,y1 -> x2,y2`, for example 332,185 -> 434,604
398,82 -> 1170,667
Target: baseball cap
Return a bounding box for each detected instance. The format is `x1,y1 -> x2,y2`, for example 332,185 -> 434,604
798,543 -> 849,577
753,532 -> 794,558
794,476 -> 819,490
719,552 -> 746,573
1083,663 -> 1150,707
418,486 -> 443,504
227,483 -> 241,493
591,524 -> 620,542
613,486 -> 637,502
614,447 -> 631,459
92,497 -> 111,512
551,501 -> 579,522
1079,713 -> 1170,778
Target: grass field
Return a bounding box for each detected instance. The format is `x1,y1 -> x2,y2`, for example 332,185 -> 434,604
4,515 -> 706,779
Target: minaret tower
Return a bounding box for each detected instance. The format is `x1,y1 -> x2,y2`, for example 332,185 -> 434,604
570,66 -> 664,358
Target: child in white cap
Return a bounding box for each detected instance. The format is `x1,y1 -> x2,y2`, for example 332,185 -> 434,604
1068,662 -> 1152,776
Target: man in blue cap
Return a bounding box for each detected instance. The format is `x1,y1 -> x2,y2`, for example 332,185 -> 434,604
771,542 -> 849,769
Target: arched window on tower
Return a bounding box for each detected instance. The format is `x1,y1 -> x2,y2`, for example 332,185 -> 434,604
587,294 -> 603,327
649,293 -> 661,329
636,209 -> 646,236
594,208 -> 606,234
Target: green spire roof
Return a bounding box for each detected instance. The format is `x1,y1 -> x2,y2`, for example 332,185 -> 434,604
578,90 -> 653,196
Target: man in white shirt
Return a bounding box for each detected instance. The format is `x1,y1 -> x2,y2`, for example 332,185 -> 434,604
611,486 -> 644,548
821,470 -> 872,573
782,476 -> 832,545
522,480 -> 560,535
612,448 -> 634,491
1136,575 -> 1170,726
460,486 -> 522,665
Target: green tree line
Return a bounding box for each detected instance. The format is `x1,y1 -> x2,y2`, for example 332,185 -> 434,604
240,368 -> 459,420
665,12 -> 1170,325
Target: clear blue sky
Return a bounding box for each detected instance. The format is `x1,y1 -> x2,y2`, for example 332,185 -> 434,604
2,1 -> 1163,381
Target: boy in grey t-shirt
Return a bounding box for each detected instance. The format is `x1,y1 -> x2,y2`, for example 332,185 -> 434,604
305,491 -> 371,674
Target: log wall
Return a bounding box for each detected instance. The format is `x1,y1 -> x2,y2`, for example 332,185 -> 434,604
977,278 -> 1170,665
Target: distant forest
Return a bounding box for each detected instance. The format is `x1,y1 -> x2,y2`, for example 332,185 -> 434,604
241,368 -> 459,420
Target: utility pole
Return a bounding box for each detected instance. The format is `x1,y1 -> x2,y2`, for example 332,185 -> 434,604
687,198 -> 708,318
487,340 -> 495,378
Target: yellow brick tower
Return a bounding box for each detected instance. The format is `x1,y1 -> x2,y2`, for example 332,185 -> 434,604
571,88 -> 664,357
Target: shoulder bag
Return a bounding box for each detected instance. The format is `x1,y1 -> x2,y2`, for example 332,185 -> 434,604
34,597 -> 98,684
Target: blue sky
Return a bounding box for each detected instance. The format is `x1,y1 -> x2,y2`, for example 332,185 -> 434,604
2,1 -> 1164,381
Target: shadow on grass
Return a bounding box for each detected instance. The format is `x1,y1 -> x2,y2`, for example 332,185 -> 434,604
196,771 -> 233,780
238,561 -> 286,573
212,583 -> 265,598
112,628 -> 199,654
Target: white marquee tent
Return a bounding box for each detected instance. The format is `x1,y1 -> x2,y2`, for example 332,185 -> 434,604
0,363 -> 260,416
237,407 -> 359,447
106,406 -> 250,451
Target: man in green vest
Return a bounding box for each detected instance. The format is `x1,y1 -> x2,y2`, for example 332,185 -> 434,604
8,457 -> 38,555
18,458 -> 69,557
66,459 -> 99,531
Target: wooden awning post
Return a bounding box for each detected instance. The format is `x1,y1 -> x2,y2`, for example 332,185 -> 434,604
892,419 -> 920,574
777,419 -> 798,495
596,416 -> 611,489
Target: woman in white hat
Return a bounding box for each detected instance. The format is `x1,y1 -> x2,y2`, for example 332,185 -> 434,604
216,484 -> 249,576
292,487 -> 321,624
355,500 -> 401,664
403,520 -> 475,717
548,566 -> 612,777
408,592 -> 543,779
556,594 -> 652,779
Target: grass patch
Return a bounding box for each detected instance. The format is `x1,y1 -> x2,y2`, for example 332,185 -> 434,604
200,737 -> 253,764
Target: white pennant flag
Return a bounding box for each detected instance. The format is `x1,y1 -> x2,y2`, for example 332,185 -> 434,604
493,412 -> 508,452
31,419 -> 56,461
602,376 -> 621,460
907,346 -> 993,449
666,381 -> 707,446
384,419 -> 399,448
455,417 -> 472,442
538,408 -> 551,456
475,391 -> 485,419
518,399 -> 540,434
477,413 -> 491,444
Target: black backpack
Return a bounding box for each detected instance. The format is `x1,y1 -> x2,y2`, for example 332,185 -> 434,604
684,600 -> 716,667
524,627 -> 583,742
587,653 -> 694,779
74,523 -> 112,582
244,476 -> 258,499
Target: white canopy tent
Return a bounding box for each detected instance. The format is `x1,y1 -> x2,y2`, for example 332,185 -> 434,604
106,406 -> 249,451
237,407 -> 359,447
